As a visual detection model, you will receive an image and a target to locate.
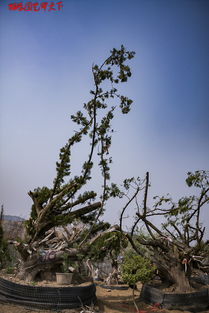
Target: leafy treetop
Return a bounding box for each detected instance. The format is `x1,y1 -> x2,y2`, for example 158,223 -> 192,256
25,45 -> 135,243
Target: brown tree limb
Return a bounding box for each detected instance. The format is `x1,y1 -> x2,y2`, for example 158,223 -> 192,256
119,186 -> 140,230
125,233 -> 144,256
28,191 -> 43,214
143,172 -> 149,216
170,221 -> 184,241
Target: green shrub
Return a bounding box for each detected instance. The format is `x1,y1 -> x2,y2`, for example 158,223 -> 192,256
121,254 -> 156,285
0,239 -> 11,269
6,266 -> 15,274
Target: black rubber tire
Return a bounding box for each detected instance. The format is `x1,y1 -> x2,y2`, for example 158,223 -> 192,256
192,274 -> 209,285
0,277 -> 96,309
140,284 -> 209,310
140,284 -> 164,304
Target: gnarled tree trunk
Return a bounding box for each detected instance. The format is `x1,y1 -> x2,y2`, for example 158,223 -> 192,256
16,225 -> 119,282
17,250 -> 70,281
169,263 -> 192,292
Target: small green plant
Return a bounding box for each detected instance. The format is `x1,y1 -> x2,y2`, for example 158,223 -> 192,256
0,240 -> 11,269
61,253 -> 78,273
0,205 -> 11,269
121,254 -> 156,285
6,266 -> 15,274
121,254 -> 156,312
61,253 -> 71,272
31,281 -> 37,286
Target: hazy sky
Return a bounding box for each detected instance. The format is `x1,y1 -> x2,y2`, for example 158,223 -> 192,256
0,0 -> 208,232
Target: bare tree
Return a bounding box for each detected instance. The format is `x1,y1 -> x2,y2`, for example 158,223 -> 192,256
119,171 -> 209,292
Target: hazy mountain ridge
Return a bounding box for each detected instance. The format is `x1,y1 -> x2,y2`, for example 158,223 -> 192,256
3,215 -> 25,222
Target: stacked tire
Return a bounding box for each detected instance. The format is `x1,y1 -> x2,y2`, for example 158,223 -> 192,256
0,277 -> 96,309
140,284 -> 209,310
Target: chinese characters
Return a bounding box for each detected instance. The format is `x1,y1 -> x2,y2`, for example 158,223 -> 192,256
8,1 -> 63,12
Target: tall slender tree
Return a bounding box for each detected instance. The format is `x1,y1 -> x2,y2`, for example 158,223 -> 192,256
15,46 -> 135,281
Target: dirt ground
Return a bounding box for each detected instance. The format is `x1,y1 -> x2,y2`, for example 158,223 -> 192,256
1,284 -> 208,313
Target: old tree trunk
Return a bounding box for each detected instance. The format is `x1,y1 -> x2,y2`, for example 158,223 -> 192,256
15,202 -> 103,281
153,244 -> 193,292
16,203 -> 120,282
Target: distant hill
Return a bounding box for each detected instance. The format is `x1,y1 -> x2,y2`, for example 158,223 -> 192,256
3,215 -> 25,222
2,216 -> 25,240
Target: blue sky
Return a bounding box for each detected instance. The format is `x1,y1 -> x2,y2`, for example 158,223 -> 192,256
0,0 -> 209,231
